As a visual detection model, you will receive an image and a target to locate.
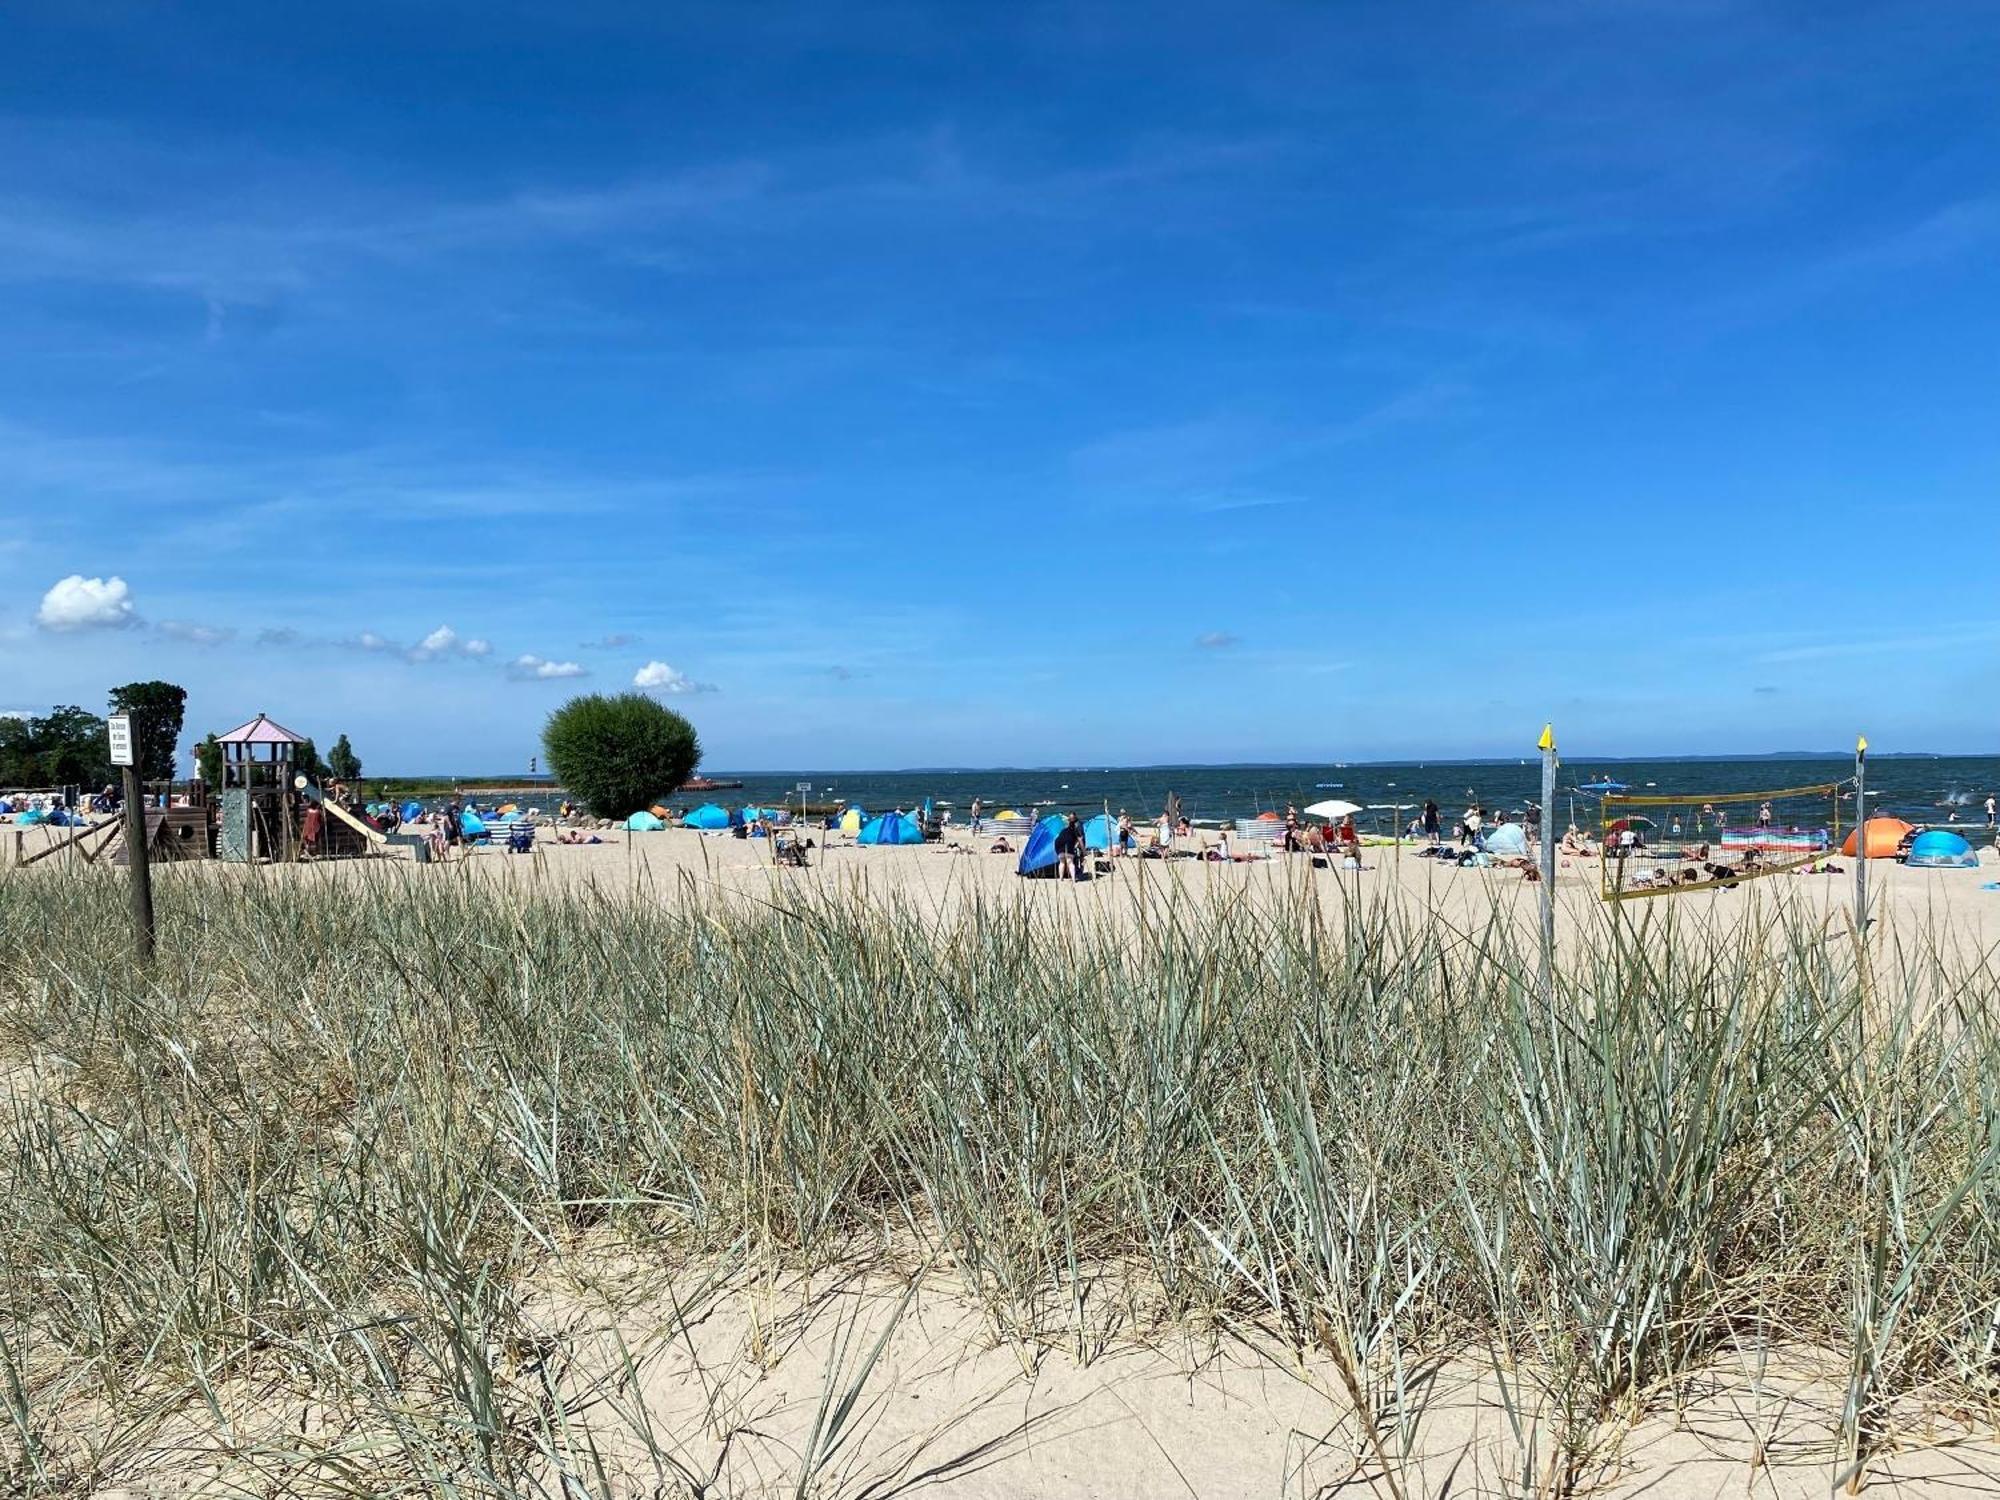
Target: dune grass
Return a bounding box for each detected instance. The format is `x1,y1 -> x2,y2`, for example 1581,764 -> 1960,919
0,863 -> 1997,1494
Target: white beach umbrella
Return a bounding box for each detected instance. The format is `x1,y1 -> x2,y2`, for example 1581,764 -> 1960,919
1303,799 -> 1363,820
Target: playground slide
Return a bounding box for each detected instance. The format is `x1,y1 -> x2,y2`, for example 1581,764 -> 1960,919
299,784 -> 386,844
299,783 -> 436,861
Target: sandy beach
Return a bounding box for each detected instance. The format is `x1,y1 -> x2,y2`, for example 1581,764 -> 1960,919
46,817 -> 1986,958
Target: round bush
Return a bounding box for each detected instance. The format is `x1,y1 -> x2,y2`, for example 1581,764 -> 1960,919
542,693 -> 702,818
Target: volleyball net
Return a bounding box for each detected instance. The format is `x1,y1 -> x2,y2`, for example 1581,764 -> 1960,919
1595,780 -> 1848,901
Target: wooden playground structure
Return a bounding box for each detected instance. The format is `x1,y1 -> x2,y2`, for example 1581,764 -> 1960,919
4,713 -> 405,870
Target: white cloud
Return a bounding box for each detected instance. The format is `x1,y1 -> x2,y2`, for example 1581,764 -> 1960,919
407,624 -> 491,662
633,659 -> 714,694
354,631 -> 394,652
411,624 -> 459,658
1195,631 -> 1240,649
508,654 -> 588,681
157,618 -> 235,646
36,574 -> 139,632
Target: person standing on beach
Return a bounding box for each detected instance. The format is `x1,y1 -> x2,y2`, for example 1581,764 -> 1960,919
970,797 -> 982,830
1986,794 -> 1996,828
1463,804 -> 1483,849
1055,813 -> 1085,881
1117,810 -> 1135,854
1422,799 -> 1440,846
1758,801 -> 1773,829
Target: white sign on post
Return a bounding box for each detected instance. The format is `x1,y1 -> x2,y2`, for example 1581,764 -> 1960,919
107,713 -> 135,768
796,781 -> 811,793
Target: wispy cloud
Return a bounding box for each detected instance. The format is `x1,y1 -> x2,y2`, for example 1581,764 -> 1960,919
1754,624 -> 2000,664
1071,382 -> 1467,503
0,122 -> 1287,319
1188,493 -> 1301,514
157,618 -> 235,646
579,632 -> 640,649
0,420 -> 753,558
1194,631 -> 1240,650
1702,197 -> 2000,331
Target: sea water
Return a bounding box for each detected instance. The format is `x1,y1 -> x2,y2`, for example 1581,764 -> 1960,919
435,756 -> 2000,835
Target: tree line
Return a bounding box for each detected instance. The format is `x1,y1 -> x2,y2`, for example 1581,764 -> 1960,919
1,682 -> 364,789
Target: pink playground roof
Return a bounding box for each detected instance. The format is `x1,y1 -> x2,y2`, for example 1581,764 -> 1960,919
218,713 -> 306,746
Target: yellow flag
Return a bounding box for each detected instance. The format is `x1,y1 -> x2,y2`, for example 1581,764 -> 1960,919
1857,734 -> 1868,754
1537,723 -> 1555,753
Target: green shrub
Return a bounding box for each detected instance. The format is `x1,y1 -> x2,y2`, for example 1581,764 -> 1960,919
542,691 -> 700,817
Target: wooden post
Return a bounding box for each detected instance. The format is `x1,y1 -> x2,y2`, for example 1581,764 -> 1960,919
1854,734 -> 1868,937
110,715 -> 156,965
1538,723 -> 1558,982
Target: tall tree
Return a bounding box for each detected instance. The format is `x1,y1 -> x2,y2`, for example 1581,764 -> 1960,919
194,732 -> 223,786
43,706 -> 113,787
0,705 -> 113,788
326,733 -> 362,781
0,713 -> 38,786
294,737 -> 324,779
107,681 -> 188,783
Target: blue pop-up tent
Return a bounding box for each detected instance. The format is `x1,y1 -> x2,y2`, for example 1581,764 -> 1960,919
1083,813 -> 1117,850
858,811 -> 924,846
684,803 -> 730,830
1906,829 -> 1979,868
1018,819 -> 1061,877
460,809 -> 489,840
626,810 -> 665,831
401,799 -> 424,824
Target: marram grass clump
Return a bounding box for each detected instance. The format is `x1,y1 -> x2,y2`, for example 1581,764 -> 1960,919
0,867 -> 1995,1495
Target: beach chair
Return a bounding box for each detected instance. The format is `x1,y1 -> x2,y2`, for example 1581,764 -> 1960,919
506,824 -> 536,855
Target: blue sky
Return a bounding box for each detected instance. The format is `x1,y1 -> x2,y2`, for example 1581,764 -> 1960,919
3,2 -> 1997,771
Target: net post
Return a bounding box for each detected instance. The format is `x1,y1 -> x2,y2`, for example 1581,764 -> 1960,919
1854,735 -> 1868,937
1538,723 -> 1557,988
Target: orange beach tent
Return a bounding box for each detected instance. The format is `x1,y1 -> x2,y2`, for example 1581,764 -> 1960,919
1841,817 -> 1913,858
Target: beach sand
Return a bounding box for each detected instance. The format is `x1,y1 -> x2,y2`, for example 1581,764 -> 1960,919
88,1249 -> 2000,1499
70,818 -> 1992,959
